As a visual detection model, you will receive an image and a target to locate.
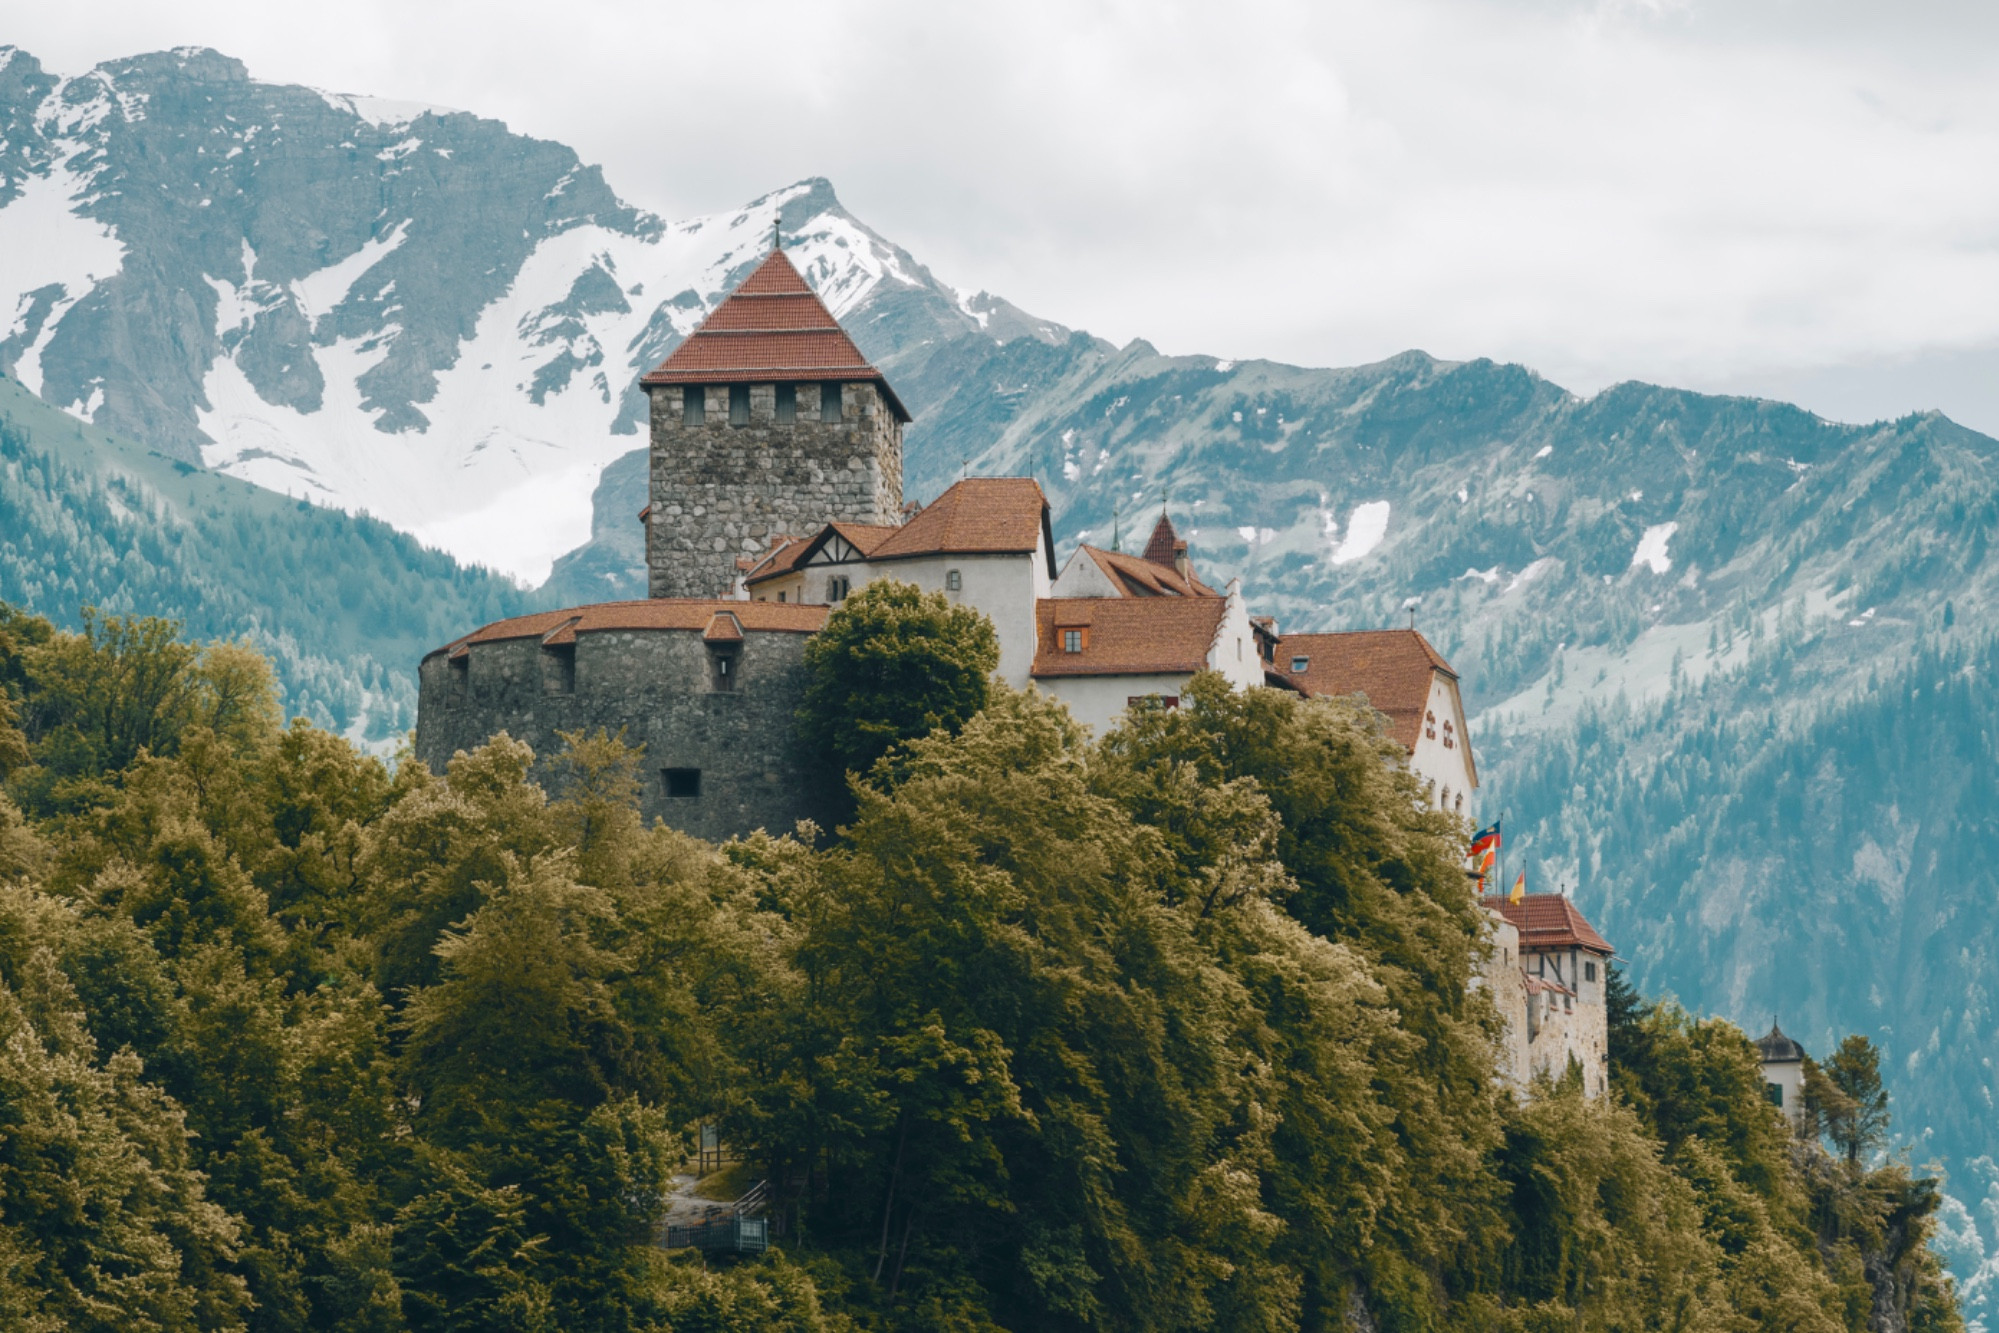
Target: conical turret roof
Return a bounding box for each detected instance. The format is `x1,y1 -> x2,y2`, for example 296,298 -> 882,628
639,249 -> 909,421
1756,1023 -> 1807,1064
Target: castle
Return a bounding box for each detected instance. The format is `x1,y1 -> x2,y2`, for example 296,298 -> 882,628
413,244 -> 1611,1095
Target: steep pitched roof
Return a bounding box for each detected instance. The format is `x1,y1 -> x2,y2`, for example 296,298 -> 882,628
871,478 -> 1053,567
1142,512 -> 1184,566
637,249 -> 910,421
1074,545 -> 1220,598
1276,629 -> 1458,753
429,599 -> 829,660
1483,895 -> 1613,956
743,523 -> 899,587
1031,597 -> 1227,678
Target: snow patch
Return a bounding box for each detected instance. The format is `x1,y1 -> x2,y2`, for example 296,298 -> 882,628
1330,501 -> 1390,565
1631,521 -> 1679,575
292,220 -> 410,320
1533,444 -> 1553,459
314,89 -> 462,126
0,164 -> 129,399
1213,359 -> 1235,373
1461,566 -> 1501,585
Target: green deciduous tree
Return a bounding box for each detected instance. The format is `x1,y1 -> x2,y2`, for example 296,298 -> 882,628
796,580 -> 999,780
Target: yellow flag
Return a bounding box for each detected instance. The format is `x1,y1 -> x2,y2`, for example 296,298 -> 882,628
1509,871 -> 1526,904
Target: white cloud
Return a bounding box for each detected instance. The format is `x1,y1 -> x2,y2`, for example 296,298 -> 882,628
13,0 -> 1999,430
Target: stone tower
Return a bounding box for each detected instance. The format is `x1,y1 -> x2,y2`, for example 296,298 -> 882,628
639,249 -> 909,599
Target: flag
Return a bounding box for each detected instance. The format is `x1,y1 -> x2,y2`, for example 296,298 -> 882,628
1469,822 -> 1501,857
1509,871 -> 1526,904
1470,844 -> 1496,877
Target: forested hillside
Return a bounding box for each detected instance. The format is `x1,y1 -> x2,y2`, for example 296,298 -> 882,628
0,374 -> 535,741
0,589 -> 1961,1331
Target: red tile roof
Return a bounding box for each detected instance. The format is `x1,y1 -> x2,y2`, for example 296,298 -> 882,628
702,611 -> 744,643
1142,512 -> 1186,566
1484,895 -> 1613,955
1075,544 -> 1220,598
1276,629 -> 1457,754
428,599 -> 829,660
1031,597 -> 1227,678
871,478 -> 1052,566
637,249 -> 910,421
743,523 -> 899,587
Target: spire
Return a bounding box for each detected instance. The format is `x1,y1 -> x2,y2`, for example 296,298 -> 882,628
1143,511 -> 1180,566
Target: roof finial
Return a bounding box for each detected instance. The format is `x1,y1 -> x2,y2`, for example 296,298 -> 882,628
1111,499 -> 1121,553
772,216 -> 781,252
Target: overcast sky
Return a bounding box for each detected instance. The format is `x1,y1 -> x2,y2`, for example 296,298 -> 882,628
15,0 -> 1999,432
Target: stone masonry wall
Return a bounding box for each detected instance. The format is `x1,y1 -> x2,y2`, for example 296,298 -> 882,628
414,628 -> 837,842
646,381 -> 903,599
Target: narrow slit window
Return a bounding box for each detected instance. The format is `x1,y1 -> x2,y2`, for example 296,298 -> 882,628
775,383 -> 796,423
820,383 -> 843,422
729,384 -> 751,425
663,768 -> 701,799
683,387 -> 706,425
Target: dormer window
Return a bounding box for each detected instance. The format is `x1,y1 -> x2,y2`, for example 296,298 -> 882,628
1290,655 -> 1308,673
1062,627 -> 1087,654
775,383 -> 797,423
729,384 -> 751,425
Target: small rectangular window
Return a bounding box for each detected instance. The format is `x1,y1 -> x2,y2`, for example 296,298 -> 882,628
1290,655 -> 1309,673
775,383 -> 796,423
820,383 -> 843,422
664,768 -> 701,799
448,653 -> 469,698
945,569 -> 962,591
1765,1082 -> 1783,1108
541,643 -> 575,695
729,384 -> 751,425
1063,629 -> 1083,653
777,591 -> 786,603
683,387 -> 705,425
710,650 -> 736,692
1584,961 -> 1597,982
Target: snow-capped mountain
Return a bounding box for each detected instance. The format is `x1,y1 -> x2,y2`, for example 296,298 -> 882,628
0,45 -> 1051,583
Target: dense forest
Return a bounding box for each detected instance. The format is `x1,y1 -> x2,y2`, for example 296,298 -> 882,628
0,377 -> 534,742
0,585 -> 1963,1331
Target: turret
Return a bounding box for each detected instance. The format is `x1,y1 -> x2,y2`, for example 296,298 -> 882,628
638,248 -> 910,599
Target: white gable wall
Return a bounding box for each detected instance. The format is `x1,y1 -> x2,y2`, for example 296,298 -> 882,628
1408,672 -> 1478,817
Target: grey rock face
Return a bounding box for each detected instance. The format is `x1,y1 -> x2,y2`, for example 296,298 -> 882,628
413,627 -> 835,839
1,44 -> 652,461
